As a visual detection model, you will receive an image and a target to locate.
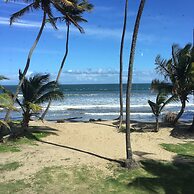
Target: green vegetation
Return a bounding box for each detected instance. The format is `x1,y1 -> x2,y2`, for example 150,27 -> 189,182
0,180 -> 30,194
154,44 -> 194,124
1,134 -> 194,193
0,162 -> 21,172
0,131 -> 51,153
0,143 -> 20,153
17,72 -> 64,128
148,79 -> 177,132
161,142 -> 194,161
0,160 -> 194,194
0,76 -> 17,130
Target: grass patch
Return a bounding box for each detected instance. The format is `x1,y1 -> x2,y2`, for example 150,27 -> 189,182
0,162 -> 21,172
32,132 -> 49,140
1,141 -> 194,193
0,131 -> 51,153
0,180 -> 30,194
161,142 -> 194,161
0,142 -> 21,153
1,160 -> 194,194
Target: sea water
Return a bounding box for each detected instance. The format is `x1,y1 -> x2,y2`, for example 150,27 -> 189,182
2,84 -> 194,122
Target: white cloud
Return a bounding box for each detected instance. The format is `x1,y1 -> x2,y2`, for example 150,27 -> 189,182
54,68 -> 156,84
0,16 -> 157,43
0,17 -> 53,29
1,68 -> 157,85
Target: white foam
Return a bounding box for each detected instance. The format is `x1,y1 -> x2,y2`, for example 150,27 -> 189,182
48,104 -> 120,110
45,102 -> 194,111
85,112 -> 153,116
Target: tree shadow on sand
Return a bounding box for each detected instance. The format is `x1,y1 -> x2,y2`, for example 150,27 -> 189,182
6,124 -> 59,141
128,157 -> 194,194
36,138 -> 125,167
170,123 -> 194,139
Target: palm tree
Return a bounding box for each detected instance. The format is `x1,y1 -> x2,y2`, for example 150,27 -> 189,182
148,80 -> 177,132
155,44 -> 194,124
125,0 -> 146,168
118,0 -> 128,129
4,0 -> 78,121
40,0 -> 93,120
17,71 -> 64,128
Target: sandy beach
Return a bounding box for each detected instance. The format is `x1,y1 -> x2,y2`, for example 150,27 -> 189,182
1,120 -> 193,183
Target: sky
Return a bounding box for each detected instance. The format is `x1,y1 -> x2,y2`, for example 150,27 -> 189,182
0,0 -> 194,85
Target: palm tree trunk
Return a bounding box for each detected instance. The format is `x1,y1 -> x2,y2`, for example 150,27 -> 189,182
4,11 -> 46,122
119,0 -> 128,129
22,108 -> 30,130
125,0 -> 145,168
174,99 -> 186,124
155,116 -> 159,132
40,23 -> 70,120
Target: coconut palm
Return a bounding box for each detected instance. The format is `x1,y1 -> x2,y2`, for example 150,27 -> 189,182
125,0 -> 146,168
40,0 -> 93,120
118,0 -> 128,129
17,71 -> 64,128
148,80 -> 177,132
4,0 -> 79,121
155,44 -> 194,124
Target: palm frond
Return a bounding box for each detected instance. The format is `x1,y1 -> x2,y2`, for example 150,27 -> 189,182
61,0 -> 75,7
28,102 -> 42,112
148,100 -> 159,116
35,90 -> 64,104
10,2 -> 39,25
29,73 -> 50,86
0,120 -> 10,129
36,81 -> 58,96
156,92 -> 168,106
151,79 -> 173,94
66,14 -> 84,32
0,93 -> 17,111
0,75 -> 8,81
155,55 -> 170,79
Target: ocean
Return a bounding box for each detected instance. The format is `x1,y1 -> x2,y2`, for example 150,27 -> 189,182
1,84 -> 194,122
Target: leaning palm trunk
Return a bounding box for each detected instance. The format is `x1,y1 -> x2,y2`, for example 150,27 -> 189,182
173,99 -> 186,124
4,11 -> 46,122
119,0 -> 128,129
125,0 -> 145,168
40,23 -> 70,120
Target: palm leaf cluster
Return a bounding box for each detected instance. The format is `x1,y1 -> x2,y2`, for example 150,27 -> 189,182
148,79 -> 178,131
9,0 -> 74,29
9,0 -> 92,30
0,76 -> 16,129
51,0 -> 93,33
0,76 -> 16,111
17,72 -> 64,127
153,44 -> 194,124
149,80 -> 177,117
19,71 -> 64,109
155,44 -> 194,102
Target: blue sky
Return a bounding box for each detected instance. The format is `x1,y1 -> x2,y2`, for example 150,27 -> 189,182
0,0 -> 194,84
